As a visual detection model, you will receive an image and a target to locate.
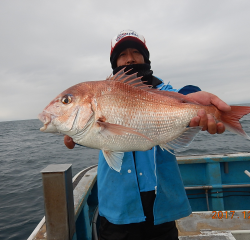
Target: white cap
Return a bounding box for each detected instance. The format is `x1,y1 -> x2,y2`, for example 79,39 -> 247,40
110,29 -> 148,55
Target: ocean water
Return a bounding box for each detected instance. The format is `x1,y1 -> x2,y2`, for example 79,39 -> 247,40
0,115 -> 250,240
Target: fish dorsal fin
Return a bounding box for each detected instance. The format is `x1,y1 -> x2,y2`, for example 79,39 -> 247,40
102,150 -> 124,172
107,68 -> 152,90
159,126 -> 201,152
107,68 -> 200,105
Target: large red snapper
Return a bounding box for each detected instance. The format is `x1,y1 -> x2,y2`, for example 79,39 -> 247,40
38,69 -> 250,172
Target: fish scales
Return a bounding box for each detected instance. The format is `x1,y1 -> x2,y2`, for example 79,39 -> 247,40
87,81 -> 198,151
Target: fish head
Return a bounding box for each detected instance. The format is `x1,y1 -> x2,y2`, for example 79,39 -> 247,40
38,83 -> 94,135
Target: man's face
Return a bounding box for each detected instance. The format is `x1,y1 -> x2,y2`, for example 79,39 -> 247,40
116,48 -> 145,67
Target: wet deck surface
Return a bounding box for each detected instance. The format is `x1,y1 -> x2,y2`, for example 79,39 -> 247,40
177,211 -> 250,239
179,230 -> 236,240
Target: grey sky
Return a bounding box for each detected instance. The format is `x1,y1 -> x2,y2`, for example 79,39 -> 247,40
1,0 -> 250,122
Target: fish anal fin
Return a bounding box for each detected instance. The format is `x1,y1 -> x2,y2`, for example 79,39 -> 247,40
102,150 -> 124,172
96,121 -> 152,141
159,145 -> 175,155
160,126 -> 201,152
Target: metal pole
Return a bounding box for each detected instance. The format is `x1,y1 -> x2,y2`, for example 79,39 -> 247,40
185,184 -> 250,190
41,164 -> 76,240
205,189 -> 210,211
244,170 -> 250,178
224,162 -> 229,174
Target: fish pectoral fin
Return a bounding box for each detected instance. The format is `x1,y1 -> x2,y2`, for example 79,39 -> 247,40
96,121 -> 152,141
160,126 -> 201,152
102,150 -> 124,172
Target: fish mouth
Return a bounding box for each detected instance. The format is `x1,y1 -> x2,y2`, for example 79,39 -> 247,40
38,111 -> 57,132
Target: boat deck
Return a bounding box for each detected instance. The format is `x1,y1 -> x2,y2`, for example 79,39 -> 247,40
28,153 -> 250,240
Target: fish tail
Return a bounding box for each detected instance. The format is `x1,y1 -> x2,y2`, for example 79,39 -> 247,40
220,106 -> 250,139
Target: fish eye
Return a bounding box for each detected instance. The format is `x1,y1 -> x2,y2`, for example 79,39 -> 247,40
61,95 -> 72,104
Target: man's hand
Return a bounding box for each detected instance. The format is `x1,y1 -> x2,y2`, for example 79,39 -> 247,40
64,135 -> 75,149
187,91 -> 231,134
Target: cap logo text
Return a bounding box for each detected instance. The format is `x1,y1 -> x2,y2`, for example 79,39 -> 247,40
116,31 -> 139,42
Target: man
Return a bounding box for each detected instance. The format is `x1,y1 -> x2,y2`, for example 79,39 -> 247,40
65,30 -> 230,240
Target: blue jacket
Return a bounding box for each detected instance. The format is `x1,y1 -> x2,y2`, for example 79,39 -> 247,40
97,80 -> 201,225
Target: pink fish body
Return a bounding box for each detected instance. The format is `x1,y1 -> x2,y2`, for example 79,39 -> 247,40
39,69 -> 250,171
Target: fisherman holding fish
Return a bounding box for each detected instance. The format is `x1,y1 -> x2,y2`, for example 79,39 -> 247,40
39,30 -> 250,239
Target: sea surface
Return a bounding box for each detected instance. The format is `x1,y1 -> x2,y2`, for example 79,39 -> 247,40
0,114 -> 250,240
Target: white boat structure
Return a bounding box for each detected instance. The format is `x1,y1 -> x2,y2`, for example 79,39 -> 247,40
28,153 -> 250,240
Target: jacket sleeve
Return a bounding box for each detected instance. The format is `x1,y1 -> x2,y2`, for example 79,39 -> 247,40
178,85 -> 201,95
155,78 -> 201,96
